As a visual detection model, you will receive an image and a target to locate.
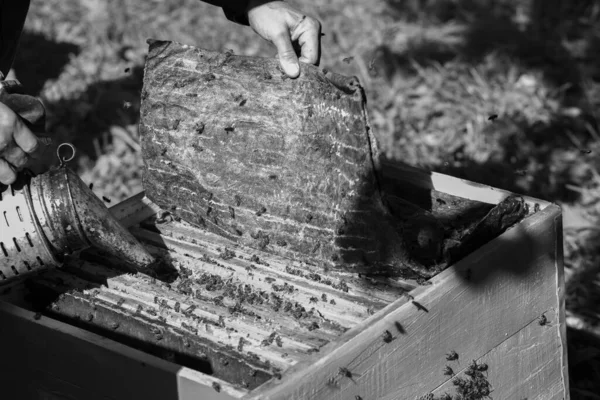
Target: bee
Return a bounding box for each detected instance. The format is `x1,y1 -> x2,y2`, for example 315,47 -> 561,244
464,268 -> 472,281
224,123 -> 235,132
538,313 -> 548,326
452,376 -> 467,388
394,321 -> 406,334
416,277 -> 432,286
239,98 -> 247,106
338,367 -> 352,378
411,300 -> 429,313
102,196 -> 112,203
446,350 -> 459,361
88,182 -> 94,190
443,365 -> 454,376
312,242 -> 321,253
256,206 -> 267,216
326,377 -> 338,387
212,382 -> 221,392
515,169 -> 527,176
194,121 -> 205,134
368,57 -> 376,70
382,330 -> 393,343
488,114 -> 498,121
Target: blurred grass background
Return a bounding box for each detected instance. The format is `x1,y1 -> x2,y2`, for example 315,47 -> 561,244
12,0 -> 600,397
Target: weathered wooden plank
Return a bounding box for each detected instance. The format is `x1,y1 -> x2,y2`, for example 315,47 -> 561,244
30,256 -> 346,373
108,191 -> 162,228
243,204 -> 564,399
378,157 -> 551,210
430,318 -> 566,399
0,185 -> 566,398
17,210 -> 413,391
0,300 -> 245,400
135,218 -> 415,303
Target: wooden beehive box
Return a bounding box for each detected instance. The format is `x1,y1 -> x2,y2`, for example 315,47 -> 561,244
0,160 -> 568,400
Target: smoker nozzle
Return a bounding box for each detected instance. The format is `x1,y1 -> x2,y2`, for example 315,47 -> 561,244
28,165 -> 156,271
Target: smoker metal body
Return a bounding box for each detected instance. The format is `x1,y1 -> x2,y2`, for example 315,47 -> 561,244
0,177 -> 58,279
0,150 -> 155,284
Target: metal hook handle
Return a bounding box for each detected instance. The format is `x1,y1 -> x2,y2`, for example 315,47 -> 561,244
57,143 -> 76,167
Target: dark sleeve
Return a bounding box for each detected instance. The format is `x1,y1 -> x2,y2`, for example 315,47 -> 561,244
201,0 -> 251,25
0,0 -> 31,78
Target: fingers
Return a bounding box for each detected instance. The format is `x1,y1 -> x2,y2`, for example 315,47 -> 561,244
0,158 -> 16,185
0,102 -> 42,184
271,31 -> 300,78
12,116 -> 40,157
292,17 -> 321,66
2,146 -> 28,170
246,1 -> 322,78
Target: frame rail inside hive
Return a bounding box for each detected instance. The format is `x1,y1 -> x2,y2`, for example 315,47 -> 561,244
17,197 -> 415,391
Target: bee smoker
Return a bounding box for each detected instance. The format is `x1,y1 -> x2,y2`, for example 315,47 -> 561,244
0,143 -> 156,284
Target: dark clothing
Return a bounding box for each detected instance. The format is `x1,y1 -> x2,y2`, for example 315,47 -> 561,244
203,0 -> 250,25
0,0 -> 249,79
0,0 -> 30,78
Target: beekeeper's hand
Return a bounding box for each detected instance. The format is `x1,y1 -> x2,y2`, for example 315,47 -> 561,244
247,1 -> 321,78
0,102 -> 43,184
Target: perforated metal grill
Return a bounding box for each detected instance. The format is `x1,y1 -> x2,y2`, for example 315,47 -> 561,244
0,184 -> 58,282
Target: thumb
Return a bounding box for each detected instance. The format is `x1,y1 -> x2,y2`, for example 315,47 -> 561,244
271,32 -> 300,78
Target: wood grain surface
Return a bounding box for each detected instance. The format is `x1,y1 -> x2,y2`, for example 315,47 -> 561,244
244,204 -> 567,399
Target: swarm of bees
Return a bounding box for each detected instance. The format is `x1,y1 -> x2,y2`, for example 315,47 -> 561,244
418,352 -> 492,399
